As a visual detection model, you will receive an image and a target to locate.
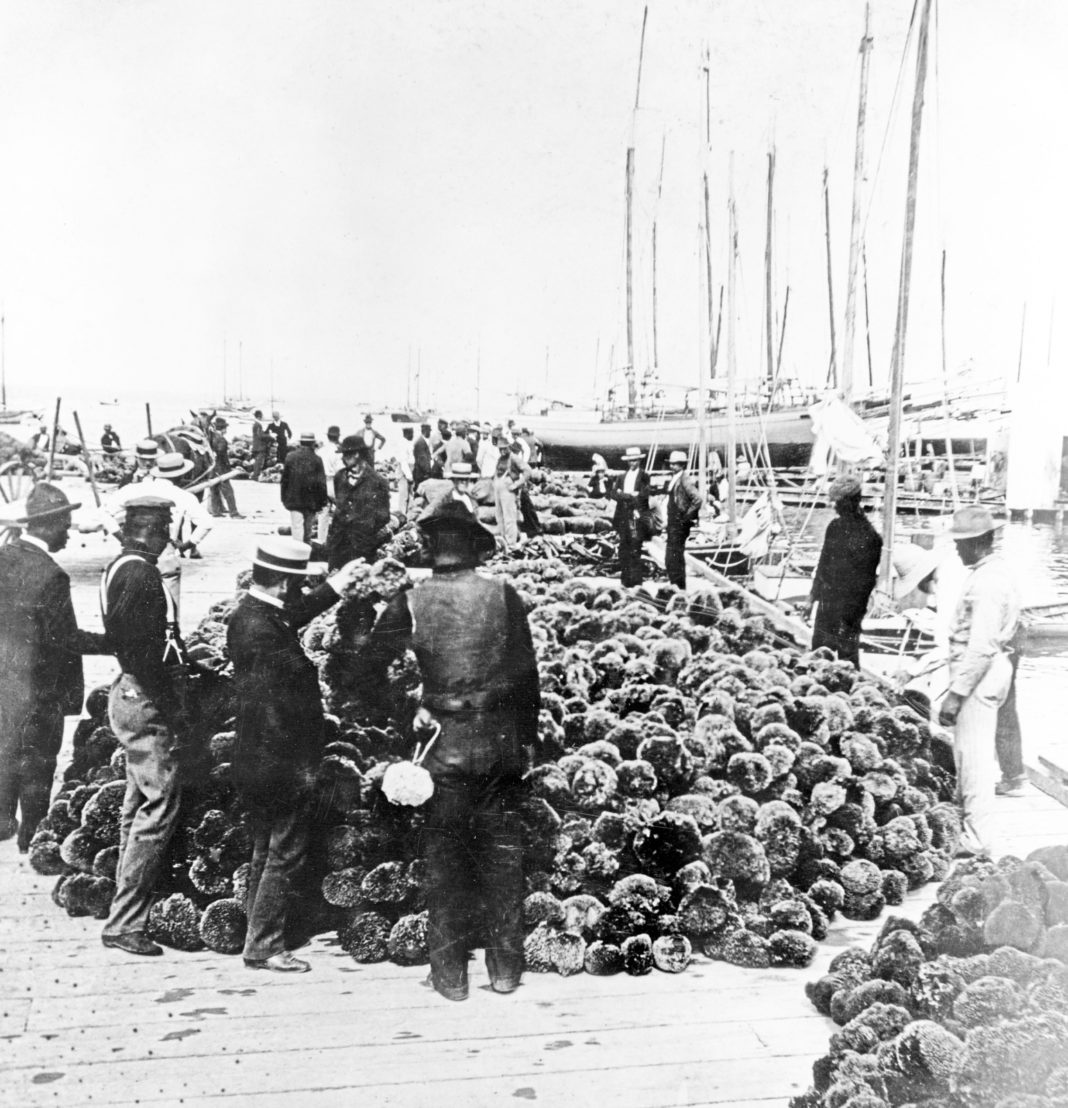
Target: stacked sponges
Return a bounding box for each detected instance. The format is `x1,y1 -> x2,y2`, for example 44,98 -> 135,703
795,847 -> 1068,1107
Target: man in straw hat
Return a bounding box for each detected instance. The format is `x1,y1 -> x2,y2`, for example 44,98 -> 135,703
937,506 -> 1020,857
101,497 -> 193,956
281,432 -> 328,544
0,484 -> 109,850
115,438 -> 160,489
808,474 -> 882,668
325,436 -> 390,570
228,538 -> 362,972
664,449 -> 704,590
608,446 -> 652,587
360,499 -> 539,1000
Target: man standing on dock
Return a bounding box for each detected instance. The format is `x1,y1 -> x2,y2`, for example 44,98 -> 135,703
281,432 -> 328,544
325,437 -> 390,570
808,475 -> 882,668
250,410 -> 269,480
938,507 -> 1021,858
609,446 -> 651,588
664,450 -> 703,590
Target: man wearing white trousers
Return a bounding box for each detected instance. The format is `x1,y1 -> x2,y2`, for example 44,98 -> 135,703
938,506 -> 1020,859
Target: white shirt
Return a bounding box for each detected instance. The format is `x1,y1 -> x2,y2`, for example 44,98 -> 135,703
476,437 -> 496,475
668,471 -> 682,493
512,438 -> 531,466
21,533 -> 51,556
623,468 -> 640,495
320,444 -> 344,483
249,586 -> 285,609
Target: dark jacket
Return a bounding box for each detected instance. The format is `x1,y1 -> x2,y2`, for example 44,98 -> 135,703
666,471 -> 703,530
812,510 -> 883,610
363,568 -> 540,778
280,445 -> 328,512
412,436 -> 432,487
251,419 -> 268,453
210,430 -> 231,472
228,585 -> 339,809
0,539 -> 107,732
326,465 -> 391,568
267,420 -> 292,458
608,469 -> 651,529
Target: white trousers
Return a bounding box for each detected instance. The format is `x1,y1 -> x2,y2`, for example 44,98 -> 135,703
953,652 -> 1012,858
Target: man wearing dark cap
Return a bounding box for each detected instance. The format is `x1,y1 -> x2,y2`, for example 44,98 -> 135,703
937,506 -> 1020,857
808,475 -> 882,668
281,433 -> 328,543
325,437 -> 390,570
100,497 -> 192,956
100,424 -> 122,457
229,538 -> 362,972
207,417 -> 244,519
0,485 -> 108,850
361,500 -> 539,1001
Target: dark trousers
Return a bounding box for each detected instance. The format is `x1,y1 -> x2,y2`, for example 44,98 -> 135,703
995,650 -> 1024,782
0,705 -> 62,850
243,804 -> 309,961
665,521 -> 693,589
424,774 -> 524,999
812,599 -> 865,669
208,479 -> 238,516
518,489 -> 541,537
104,674 -> 182,937
616,517 -> 645,587
250,451 -> 267,479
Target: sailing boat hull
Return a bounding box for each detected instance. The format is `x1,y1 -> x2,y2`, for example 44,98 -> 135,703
521,408 -> 814,469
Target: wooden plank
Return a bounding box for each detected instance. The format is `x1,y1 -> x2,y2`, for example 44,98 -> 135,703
7,1017 -> 827,1107
1027,765 -> 1068,809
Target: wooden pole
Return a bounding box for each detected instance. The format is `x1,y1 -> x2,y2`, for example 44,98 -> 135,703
71,411 -> 101,507
841,3 -> 872,405
46,398 -> 61,481
940,250 -> 959,508
726,164 -> 739,530
624,6 -> 648,420
764,149 -> 775,382
881,0 -> 934,590
652,133 -> 666,374
862,245 -> 875,389
1,314 -> 6,410
145,402 -> 153,436
823,167 -> 838,388
775,285 -> 791,384
1016,303 -> 1028,383
711,286 -> 724,377
703,53 -> 716,379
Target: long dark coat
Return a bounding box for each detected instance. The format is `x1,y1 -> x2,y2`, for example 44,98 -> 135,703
280,446 -> 328,513
326,466 -> 391,569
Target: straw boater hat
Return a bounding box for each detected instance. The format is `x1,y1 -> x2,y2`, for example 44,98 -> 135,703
891,544 -> 943,602
668,450 -> 688,465
416,498 -> 495,556
153,452 -> 194,480
449,462 -> 476,479
299,432 -> 317,446
945,505 -> 1003,540
252,536 -> 313,575
134,439 -> 159,462
622,446 -> 645,462
15,482 -> 81,524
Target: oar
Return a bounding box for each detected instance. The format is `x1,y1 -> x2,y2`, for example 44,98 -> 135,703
46,397 -> 61,480
71,411 -> 102,507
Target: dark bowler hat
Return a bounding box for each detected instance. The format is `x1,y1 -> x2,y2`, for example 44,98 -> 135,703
16,482 -> 81,524
123,496 -> 173,527
416,498 -> 496,556
252,536 -> 313,575
338,435 -> 370,456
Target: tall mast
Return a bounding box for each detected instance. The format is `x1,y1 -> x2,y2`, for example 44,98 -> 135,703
624,5 -> 648,418
841,3 -> 872,405
823,167 -> 838,387
940,250 -> 959,508
1,314 -> 6,410
652,134 -> 666,375
764,149 -> 775,382
726,161 -> 739,530
881,0 -> 935,587
702,51 -> 716,379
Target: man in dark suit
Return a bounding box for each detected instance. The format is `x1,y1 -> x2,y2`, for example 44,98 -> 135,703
250,410 -> 269,480
664,450 -> 704,589
325,437 -> 391,570
267,410 -> 292,463
608,446 -> 652,587
0,484 -> 109,850
361,500 -> 539,1000
281,432 -> 328,543
412,424 -> 433,493
101,498 -> 190,956
207,417 -> 243,518
228,538 -> 360,972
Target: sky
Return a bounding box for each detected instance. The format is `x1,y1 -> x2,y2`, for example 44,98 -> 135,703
0,0 -> 1064,426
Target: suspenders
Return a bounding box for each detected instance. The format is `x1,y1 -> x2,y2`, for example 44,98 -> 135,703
100,553 -> 185,666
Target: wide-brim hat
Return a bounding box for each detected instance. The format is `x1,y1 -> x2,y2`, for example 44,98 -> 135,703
944,505 -> 1003,540
338,434 -> 370,456
622,446 -> 645,462
892,543 -> 944,601
299,432 -> 317,445
416,499 -> 496,555
15,481 -> 81,524
214,418 -> 228,428
668,450 -> 688,465
252,536 -> 313,575
153,452 -> 194,480
134,439 -> 159,461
